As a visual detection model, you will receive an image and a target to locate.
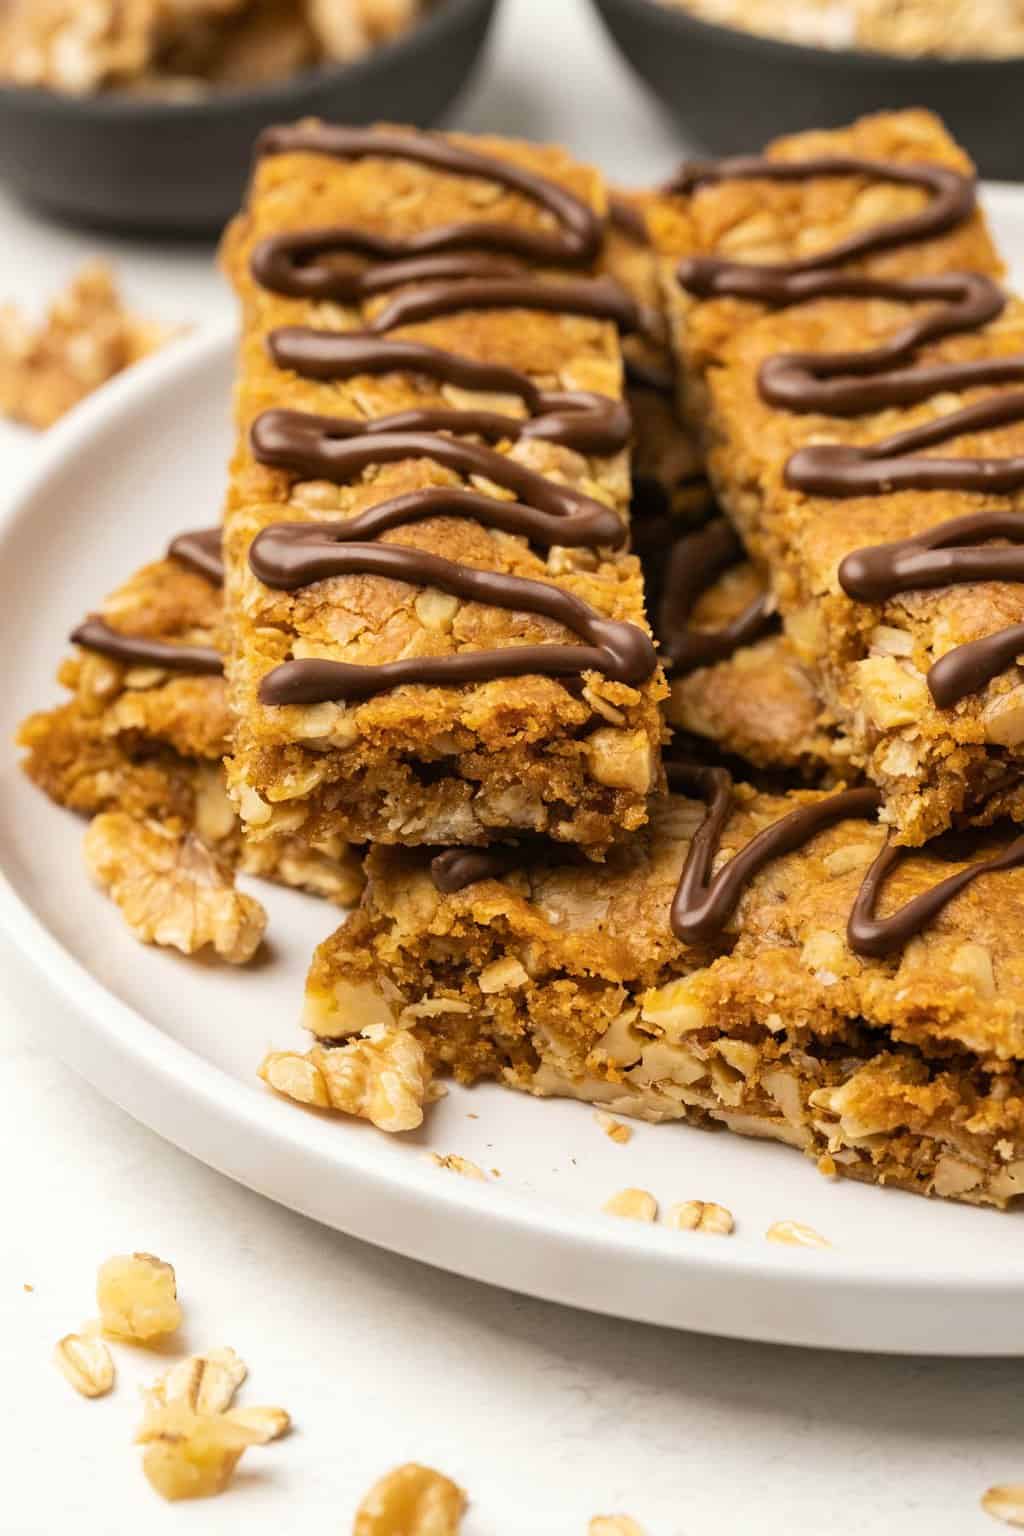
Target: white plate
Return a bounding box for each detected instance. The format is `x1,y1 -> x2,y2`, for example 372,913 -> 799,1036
4,196 -> 1024,1356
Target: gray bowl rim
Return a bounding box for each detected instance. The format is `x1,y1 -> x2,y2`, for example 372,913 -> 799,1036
597,0 -> 1024,73
0,0 -> 495,120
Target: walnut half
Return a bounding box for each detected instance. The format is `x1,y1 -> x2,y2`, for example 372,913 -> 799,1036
84,813 -> 266,964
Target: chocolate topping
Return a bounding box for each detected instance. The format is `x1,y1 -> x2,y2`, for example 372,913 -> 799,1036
840,511 -> 1024,601
672,155 -> 975,275
252,124 -> 603,294
71,617 -> 222,676
267,330 -> 631,457
848,833 -> 1024,957
786,389 -> 1024,497
167,527 -> 224,586
431,846 -> 526,893
758,274 -> 1006,416
928,624 -> 1024,709
608,195 -> 649,244
668,763 -> 881,944
257,545 -> 656,705
250,411 -> 626,547
656,518 -> 778,675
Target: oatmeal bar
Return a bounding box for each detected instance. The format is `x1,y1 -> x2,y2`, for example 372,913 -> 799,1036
19,533 -> 363,911
220,125 -> 666,856
643,516 -> 846,777
602,193 -> 711,525
649,110 -> 1024,844
306,778 -> 1024,1206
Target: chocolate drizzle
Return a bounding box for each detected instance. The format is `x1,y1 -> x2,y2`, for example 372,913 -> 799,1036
167,526 -> 224,585
431,846 -> 525,893
267,330 -> 631,457
252,124 -> 604,295
70,528 -> 225,676
848,832 -> 1024,957
657,518 -> 777,675
70,617 -> 222,676
256,545 -> 656,706
668,764 -> 881,944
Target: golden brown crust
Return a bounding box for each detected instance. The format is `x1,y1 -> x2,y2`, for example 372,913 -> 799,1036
222,129 -> 667,856
19,551 -> 363,906
306,787 -> 1024,1206
649,109 -> 1022,844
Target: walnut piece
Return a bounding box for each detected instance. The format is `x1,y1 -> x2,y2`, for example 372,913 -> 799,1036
983,1484 -> 1024,1528
603,1188 -> 657,1222
353,1463 -> 467,1536
0,263 -> 174,429
53,1332 -> 115,1398
97,1252 -> 182,1343
260,1025 -> 432,1132
84,813 -> 266,964
664,1200 -> 734,1235
136,1399 -> 264,1502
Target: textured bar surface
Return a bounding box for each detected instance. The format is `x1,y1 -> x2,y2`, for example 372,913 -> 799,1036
221,127 -> 666,856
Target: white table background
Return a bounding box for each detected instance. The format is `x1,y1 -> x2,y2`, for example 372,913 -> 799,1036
1,4 -> 1021,1532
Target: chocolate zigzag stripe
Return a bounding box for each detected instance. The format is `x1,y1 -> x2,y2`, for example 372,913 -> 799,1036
667,764 -> 881,944
70,530 -> 225,675
252,124 -> 604,295
167,527 -> 224,586
267,329 -> 631,457
256,544 -> 657,706
848,832 -> 1024,957
250,411 -> 627,547
656,518 -> 777,675
429,763 -> 1024,958
71,617 -> 222,676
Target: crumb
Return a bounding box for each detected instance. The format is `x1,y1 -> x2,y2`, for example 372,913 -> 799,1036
353,1462 -> 466,1535
429,1153 -> 486,1181
982,1484 -> 1024,1528
23,1282 -> 34,1293
765,1220 -> 831,1249
594,1110 -> 633,1145
603,1188 -> 657,1222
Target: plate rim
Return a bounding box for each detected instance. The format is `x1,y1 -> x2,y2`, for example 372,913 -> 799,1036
3,319 -> 1023,1357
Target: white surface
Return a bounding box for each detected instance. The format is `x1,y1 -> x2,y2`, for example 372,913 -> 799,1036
4,323 -> 1024,1362
1,2 -> 1023,1531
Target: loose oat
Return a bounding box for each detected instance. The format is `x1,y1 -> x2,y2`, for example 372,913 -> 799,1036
765,1220 -> 831,1249
603,1188 -> 657,1222
53,1332 -> 115,1398
983,1484 -> 1024,1528
153,1348 -> 247,1415
590,1519 -> 647,1536
96,1252 -> 182,1343
226,1404 -> 291,1443
353,1462 -> 467,1536
594,1111 -> 633,1145
664,1200 -> 734,1235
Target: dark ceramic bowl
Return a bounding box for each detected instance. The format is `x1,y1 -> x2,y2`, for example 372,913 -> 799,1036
0,0 -> 499,235
590,0 -> 1024,181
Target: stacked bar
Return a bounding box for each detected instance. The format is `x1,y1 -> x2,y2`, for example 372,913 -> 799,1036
220,125 -> 667,856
